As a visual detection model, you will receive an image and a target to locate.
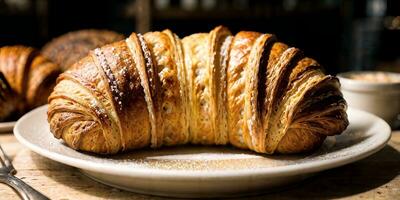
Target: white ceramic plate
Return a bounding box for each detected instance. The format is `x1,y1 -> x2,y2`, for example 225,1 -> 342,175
0,121 -> 16,133
14,105 -> 391,198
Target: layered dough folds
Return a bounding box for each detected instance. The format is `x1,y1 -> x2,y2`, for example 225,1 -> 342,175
48,26 -> 348,154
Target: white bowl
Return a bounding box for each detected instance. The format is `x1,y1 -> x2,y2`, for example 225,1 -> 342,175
338,71 -> 400,127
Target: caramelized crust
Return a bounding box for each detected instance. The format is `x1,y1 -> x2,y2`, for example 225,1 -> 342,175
48,26 -> 348,154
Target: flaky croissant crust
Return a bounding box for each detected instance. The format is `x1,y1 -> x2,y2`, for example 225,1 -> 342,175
48,26 -> 348,154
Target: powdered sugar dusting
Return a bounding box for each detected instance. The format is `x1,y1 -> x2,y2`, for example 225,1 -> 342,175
137,34 -> 155,90
94,48 -> 123,111
89,99 -> 108,120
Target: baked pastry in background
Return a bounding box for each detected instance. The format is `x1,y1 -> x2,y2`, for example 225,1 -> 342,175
48,26 -> 348,154
42,29 -> 124,71
0,46 -> 60,121
0,72 -> 18,121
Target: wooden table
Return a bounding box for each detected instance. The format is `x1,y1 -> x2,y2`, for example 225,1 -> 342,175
0,131 -> 399,200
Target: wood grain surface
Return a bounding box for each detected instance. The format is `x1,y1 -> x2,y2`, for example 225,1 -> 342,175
0,131 -> 399,200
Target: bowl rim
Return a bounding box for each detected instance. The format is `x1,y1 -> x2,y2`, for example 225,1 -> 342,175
337,71 -> 400,92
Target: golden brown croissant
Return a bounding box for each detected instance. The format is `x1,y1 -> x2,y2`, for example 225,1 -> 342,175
48,26 -> 348,154
0,72 -> 19,121
0,46 -> 60,120
42,29 -> 124,71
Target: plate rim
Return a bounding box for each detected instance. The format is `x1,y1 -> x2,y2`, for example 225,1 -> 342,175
14,105 -> 392,179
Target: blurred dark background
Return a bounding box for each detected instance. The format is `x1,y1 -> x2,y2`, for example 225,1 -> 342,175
0,0 -> 399,74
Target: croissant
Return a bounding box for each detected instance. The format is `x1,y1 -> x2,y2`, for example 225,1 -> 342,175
48,26 -> 348,154
42,29 -> 124,71
0,72 -> 18,121
0,46 -> 60,120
